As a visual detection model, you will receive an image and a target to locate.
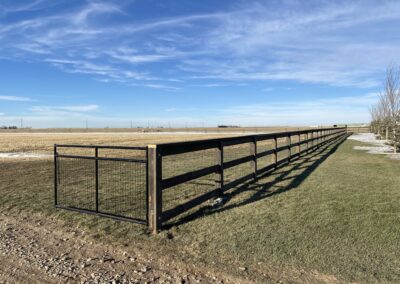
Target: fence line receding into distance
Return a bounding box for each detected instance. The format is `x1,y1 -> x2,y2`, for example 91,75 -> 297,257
54,126 -> 348,233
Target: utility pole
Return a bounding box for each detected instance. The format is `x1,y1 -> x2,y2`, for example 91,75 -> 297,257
20,118 -> 23,129
86,119 -> 88,130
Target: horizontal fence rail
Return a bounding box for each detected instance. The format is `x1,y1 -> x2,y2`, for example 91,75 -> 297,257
54,126 -> 348,233
148,126 -> 348,233
54,145 -> 148,225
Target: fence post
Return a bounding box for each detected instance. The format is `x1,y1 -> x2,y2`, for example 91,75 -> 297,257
297,132 -> 301,155
319,130 -> 321,146
217,142 -> 224,195
251,137 -> 257,180
148,145 -> 162,234
95,147 -> 99,212
54,145 -> 58,207
287,134 -> 292,161
311,131 -> 314,150
274,136 -> 278,168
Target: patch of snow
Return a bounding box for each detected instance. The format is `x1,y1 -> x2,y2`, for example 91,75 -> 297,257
349,133 -> 400,159
0,152 -> 52,159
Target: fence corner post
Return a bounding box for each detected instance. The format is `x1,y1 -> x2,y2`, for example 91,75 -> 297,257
148,144 -> 162,234
273,136 -> 278,169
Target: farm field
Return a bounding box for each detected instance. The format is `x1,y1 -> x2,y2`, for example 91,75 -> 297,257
0,126 -> 313,134
0,133 -> 399,283
0,126 -> 316,155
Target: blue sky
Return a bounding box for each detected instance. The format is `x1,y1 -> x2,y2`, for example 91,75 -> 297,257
0,0 -> 399,128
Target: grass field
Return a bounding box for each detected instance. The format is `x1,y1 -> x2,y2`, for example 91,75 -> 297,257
0,133 -> 399,283
0,126 -> 311,154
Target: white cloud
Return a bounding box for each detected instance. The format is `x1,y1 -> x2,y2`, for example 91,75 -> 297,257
31,104 -> 99,113
106,50 -> 172,64
71,2 -> 121,25
164,107 -> 196,112
0,0 -> 48,14
218,93 -> 378,125
57,104 -> 99,112
1,1 -> 400,89
0,95 -> 31,101
45,58 -> 154,82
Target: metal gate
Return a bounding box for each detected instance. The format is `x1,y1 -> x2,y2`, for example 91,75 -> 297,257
54,145 -> 148,225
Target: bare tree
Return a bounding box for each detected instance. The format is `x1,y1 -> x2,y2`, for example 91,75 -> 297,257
370,66 -> 400,152
385,67 -> 400,152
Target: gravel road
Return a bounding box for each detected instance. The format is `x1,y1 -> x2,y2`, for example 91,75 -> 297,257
0,211 -> 245,284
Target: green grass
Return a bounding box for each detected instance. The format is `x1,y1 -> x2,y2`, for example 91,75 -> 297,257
0,137 -> 399,283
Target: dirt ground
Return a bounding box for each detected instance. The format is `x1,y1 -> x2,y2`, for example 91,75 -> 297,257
0,210 -> 250,284
0,209 -> 344,284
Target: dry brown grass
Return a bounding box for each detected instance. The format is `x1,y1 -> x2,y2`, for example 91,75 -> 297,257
1,137 -> 399,283
0,133 -> 232,154
0,127 -> 306,154
0,126 -> 310,134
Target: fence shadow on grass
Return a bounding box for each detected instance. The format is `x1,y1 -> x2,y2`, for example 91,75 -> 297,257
164,133 -> 351,229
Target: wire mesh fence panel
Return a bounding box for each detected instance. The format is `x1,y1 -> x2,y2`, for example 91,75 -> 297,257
277,137 -> 288,147
57,157 -> 96,211
161,146 -> 219,218
162,172 -> 218,216
300,134 -> 307,152
55,145 -> 148,224
257,139 -> 275,170
223,143 -> 251,162
98,160 -> 147,221
223,143 -> 253,185
258,153 -> 275,170
57,147 -> 95,157
98,149 -> 147,160
162,148 -> 217,179
224,162 -> 253,185
278,147 -> 289,162
288,134 -> 296,155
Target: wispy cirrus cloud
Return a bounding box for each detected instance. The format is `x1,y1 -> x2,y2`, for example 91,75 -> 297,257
45,58 -> 153,81
164,107 -> 197,112
218,93 -> 379,125
0,95 -> 31,101
31,104 -> 99,113
0,0 -> 49,15
1,0 -> 400,90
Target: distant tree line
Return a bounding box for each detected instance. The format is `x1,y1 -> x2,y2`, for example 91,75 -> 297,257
0,126 -> 18,129
370,66 -> 400,152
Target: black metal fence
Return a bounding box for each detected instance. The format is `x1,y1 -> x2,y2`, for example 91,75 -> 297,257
148,127 -> 348,233
54,145 -> 148,224
54,127 -> 348,233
